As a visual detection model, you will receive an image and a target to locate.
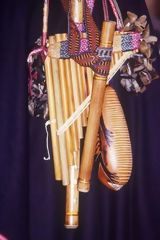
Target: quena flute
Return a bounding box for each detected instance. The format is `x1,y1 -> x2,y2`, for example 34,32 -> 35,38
65,0 -> 84,228
78,21 -> 116,192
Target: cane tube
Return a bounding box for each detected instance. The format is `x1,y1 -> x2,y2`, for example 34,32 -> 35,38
64,0 -> 84,228
78,21 -> 116,192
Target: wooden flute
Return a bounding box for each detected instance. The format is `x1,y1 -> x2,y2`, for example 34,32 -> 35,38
78,21 -> 116,192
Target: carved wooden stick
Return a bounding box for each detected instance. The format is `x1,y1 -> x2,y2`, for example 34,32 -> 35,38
78,21 -> 116,192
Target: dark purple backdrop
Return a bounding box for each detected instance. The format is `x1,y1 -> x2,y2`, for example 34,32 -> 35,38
0,0 -> 160,240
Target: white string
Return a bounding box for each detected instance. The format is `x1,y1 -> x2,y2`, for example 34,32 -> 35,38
107,51 -> 134,84
57,95 -> 91,136
43,119 -> 56,161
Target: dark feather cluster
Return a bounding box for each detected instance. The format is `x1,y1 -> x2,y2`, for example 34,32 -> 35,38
120,11 -> 159,93
120,55 -> 159,93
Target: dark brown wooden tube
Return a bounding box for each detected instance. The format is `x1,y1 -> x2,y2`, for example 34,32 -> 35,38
78,21 -> 116,192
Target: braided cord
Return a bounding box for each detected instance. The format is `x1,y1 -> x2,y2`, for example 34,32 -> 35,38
102,0 -> 109,21
108,0 -> 123,29
42,0 -> 49,47
112,0 -> 124,27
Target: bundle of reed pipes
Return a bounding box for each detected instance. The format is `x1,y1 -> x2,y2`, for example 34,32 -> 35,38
45,0 -> 94,228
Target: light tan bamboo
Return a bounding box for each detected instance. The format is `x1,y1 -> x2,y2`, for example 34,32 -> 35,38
64,58 -> 80,229
78,21 -> 116,192
86,67 -> 94,95
76,64 -> 88,127
69,59 -> 84,140
44,56 -> 62,180
70,0 -> 83,22
65,161 -> 79,229
65,0 -> 84,228
49,36 -> 69,186
65,59 -> 80,150
55,34 -> 73,165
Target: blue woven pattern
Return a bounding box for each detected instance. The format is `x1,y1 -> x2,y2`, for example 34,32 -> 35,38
96,47 -> 112,60
121,34 -> 133,52
60,40 -> 70,59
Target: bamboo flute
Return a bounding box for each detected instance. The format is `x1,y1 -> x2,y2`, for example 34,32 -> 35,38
78,21 -> 116,192
65,0 -> 84,228
64,58 -> 82,228
44,56 -> 62,180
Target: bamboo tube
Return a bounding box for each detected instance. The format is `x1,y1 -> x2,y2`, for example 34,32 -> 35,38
65,59 -> 81,149
82,66 -> 91,121
64,58 -> 81,229
55,34 -> 73,165
65,0 -> 83,229
65,161 -> 79,229
78,21 -> 116,192
77,65 -> 88,127
64,62 -> 80,228
69,59 -> 84,139
49,36 -> 69,186
44,56 -> 62,180
86,67 -> 93,97
98,85 -> 132,190
70,0 -> 83,22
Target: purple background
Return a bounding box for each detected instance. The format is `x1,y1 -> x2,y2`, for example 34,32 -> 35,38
0,0 -> 160,240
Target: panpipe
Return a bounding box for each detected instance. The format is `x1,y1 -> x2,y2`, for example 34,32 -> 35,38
45,33 -> 93,228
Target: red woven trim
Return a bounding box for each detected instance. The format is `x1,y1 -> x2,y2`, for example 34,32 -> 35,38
73,53 -> 111,76
73,53 -> 95,67
92,59 -> 110,76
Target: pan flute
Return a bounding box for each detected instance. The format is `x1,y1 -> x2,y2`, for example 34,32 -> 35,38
44,32 -> 93,228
